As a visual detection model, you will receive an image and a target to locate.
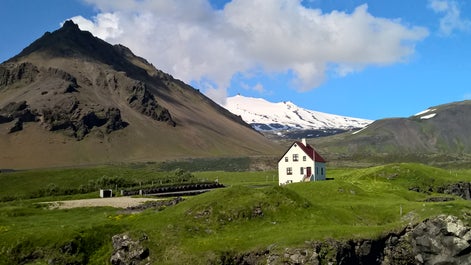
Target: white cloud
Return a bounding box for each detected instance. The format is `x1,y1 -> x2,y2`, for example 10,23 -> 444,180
429,0 -> 471,36
68,13 -> 122,39
72,0 -> 428,104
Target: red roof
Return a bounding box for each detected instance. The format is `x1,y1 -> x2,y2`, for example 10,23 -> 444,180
279,141 -> 326,163
295,141 -> 326,163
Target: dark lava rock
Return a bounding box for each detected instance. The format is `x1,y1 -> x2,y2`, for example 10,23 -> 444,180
0,62 -> 39,88
127,81 -> 176,126
423,197 -> 455,202
0,101 -> 39,132
40,96 -> 127,140
437,182 -> 471,200
110,233 -> 150,265
9,118 -> 23,133
216,215 -> 471,265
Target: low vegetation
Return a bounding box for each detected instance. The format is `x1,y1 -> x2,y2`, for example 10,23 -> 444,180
1,162 -> 471,264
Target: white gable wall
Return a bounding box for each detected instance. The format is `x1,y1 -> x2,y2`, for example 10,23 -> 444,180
278,143 -> 326,185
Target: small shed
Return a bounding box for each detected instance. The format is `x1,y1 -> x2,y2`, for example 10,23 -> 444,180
100,189 -> 113,198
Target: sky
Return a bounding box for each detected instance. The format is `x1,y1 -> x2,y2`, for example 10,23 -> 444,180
1,0 -> 471,120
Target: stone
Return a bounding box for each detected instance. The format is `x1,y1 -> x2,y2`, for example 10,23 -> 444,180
126,81 -> 176,126
110,233 -> 149,265
217,215 -> 471,265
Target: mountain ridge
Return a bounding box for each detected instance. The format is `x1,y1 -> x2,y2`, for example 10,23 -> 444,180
223,94 -> 372,138
313,100 -> 471,165
0,21 -> 281,169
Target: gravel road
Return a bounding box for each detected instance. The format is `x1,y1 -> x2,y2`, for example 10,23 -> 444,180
46,197 -> 161,209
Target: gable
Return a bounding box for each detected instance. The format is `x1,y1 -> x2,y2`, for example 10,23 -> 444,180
278,141 -> 326,163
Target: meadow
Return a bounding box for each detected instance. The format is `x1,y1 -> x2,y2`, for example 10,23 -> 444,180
1,161 -> 471,264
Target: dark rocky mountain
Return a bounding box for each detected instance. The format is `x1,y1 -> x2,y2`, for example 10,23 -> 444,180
313,100 -> 471,165
0,21 -> 280,169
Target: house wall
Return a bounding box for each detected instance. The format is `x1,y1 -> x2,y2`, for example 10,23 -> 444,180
278,144 -> 315,185
312,162 -> 326,181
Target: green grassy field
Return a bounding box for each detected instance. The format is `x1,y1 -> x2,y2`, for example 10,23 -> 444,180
1,163 -> 471,264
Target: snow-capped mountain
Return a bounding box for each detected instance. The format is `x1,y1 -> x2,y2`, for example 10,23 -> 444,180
223,95 -> 373,135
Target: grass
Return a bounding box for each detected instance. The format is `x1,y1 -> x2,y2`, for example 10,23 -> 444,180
1,163 -> 471,264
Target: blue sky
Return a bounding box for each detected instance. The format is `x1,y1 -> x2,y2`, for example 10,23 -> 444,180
1,0 -> 471,120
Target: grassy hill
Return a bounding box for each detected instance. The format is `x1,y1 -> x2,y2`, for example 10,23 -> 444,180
312,100 -> 471,167
1,163 -> 471,264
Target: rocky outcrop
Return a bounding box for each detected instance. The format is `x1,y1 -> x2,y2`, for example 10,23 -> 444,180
0,97 -> 127,139
0,101 -> 38,133
217,215 -> 471,265
127,81 -> 176,126
406,215 -> 471,265
41,98 -> 128,140
0,62 -> 39,88
110,233 -> 150,265
437,182 -> 471,200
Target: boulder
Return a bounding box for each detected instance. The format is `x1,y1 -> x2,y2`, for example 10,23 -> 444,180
110,233 -> 150,265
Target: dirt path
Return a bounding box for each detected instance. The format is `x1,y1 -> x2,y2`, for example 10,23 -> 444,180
45,197 -> 162,209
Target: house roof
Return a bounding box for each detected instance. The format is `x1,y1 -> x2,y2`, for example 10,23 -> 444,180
279,141 -> 326,163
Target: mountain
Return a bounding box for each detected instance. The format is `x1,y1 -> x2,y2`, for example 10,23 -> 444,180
223,95 -> 372,138
0,21 -> 281,169
313,100 -> 471,165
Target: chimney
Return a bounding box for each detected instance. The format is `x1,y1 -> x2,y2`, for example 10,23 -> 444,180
301,138 -> 307,146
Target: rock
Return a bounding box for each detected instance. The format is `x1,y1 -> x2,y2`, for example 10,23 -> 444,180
252,206 -> 263,217
9,118 -> 23,133
41,97 -> 127,140
423,197 -> 455,202
0,101 -> 39,132
438,182 -> 471,200
110,233 -> 150,265
217,215 -> 471,265
0,62 -> 39,88
127,81 -> 176,126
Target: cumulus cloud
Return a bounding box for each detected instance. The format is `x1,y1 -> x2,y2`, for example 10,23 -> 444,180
429,0 -> 471,36
71,0 -> 428,104
241,82 -> 266,94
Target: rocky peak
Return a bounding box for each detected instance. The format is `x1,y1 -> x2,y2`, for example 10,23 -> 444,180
10,21 -> 148,77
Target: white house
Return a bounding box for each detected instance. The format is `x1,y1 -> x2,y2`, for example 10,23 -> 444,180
278,138 -> 326,185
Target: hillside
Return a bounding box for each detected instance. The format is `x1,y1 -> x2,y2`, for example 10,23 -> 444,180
0,21 -> 281,169
313,100 -> 471,165
1,163 -> 471,264
224,95 -> 372,138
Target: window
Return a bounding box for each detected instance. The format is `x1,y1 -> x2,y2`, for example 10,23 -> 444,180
293,154 -> 299,161
300,167 -> 304,175
303,156 -> 306,161
316,167 -> 319,175
321,167 -> 324,175
285,157 -> 288,162
287,167 -> 292,175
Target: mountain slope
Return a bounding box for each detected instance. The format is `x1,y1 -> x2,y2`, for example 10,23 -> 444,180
313,100 -> 471,164
0,21 -> 281,169
223,95 -> 372,138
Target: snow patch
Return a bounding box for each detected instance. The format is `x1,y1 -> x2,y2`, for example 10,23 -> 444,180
415,108 -> 436,116
352,127 -> 367,135
223,95 -> 373,132
420,113 -> 436,120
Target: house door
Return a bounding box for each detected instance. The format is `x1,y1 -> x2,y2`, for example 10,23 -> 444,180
306,167 -> 312,177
